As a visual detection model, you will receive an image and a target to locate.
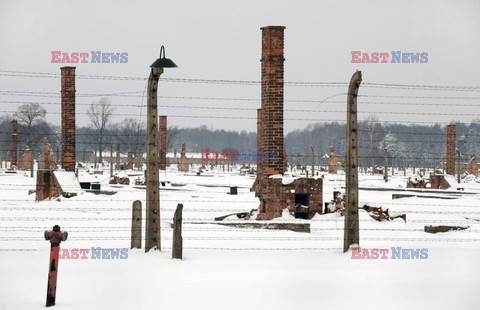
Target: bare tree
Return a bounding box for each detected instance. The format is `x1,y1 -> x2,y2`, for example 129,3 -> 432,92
118,118 -> 145,153
14,103 -> 47,148
167,125 -> 182,152
87,97 -> 115,162
360,115 -> 381,168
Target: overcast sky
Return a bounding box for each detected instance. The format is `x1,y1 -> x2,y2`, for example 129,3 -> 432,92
1,0 -> 479,133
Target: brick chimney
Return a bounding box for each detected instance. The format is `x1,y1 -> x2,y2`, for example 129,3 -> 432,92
10,120 -> 17,169
159,116 -> 167,170
61,67 -> 76,171
446,124 -> 456,176
260,26 -> 285,176
127,152 -> 133,170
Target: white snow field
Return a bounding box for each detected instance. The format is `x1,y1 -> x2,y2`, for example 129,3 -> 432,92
1,166 -> 480,310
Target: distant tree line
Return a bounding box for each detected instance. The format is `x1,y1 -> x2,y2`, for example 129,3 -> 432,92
1,100 -> 479,169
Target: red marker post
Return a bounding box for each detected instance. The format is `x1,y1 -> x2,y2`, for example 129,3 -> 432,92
44,225 -> 68,307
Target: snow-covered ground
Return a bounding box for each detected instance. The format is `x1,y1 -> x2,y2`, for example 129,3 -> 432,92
1,165 -> 479,310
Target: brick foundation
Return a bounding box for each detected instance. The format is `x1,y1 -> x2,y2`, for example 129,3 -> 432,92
61,67 -> 76,171
10,120 -> 17,169
446,124 -> 456,176
257,177 -> 323,220
159,116 -> 167,170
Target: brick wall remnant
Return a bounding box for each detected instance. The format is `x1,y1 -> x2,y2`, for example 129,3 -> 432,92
179,143 -> 189,172
466,155 -> 478,176
36,138 -> 61,201
446,124 -> 456,176
430,174 -> 451,189
17,148 -> 33,171
61,66 -> 76,171
328,146 -> 341,174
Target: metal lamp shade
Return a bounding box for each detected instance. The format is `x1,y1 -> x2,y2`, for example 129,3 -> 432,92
150,45 -> 178,68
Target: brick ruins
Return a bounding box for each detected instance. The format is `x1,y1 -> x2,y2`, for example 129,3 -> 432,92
179,142 -> 189,172
430,174 -> 451,190
17,148 -> 33,171
36,138 -> 61,201
466,155 -> 478,176
253,26 -> 322,220
328,146 -> 341,174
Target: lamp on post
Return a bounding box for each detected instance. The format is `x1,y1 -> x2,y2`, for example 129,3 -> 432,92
145,46 -> 177,253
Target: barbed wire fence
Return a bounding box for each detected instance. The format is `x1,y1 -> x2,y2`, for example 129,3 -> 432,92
0,69 -> 479,252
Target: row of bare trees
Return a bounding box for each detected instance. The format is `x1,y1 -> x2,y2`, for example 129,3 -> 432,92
0,98 -> 181,162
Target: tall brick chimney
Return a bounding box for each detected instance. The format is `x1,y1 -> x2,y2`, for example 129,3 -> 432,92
127,152 -> 133,170
10,120 -> 17,169
61,67 -> 76,171
261,26 -> 285,176
446,124 -> 456,176
159,116 -> 167,170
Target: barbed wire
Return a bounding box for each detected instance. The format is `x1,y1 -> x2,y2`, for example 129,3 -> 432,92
3,98 -> 480,108
1,70 -> 480,91
0,226 -> 478,233
1,236 -> 479,242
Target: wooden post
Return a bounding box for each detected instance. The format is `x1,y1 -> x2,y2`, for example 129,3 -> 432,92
457,150 -> 461,184
344,70 -> 361,253
172,203 -> 183,259
311,146 -> 315,176
392,156 -> 395,176
145,67 -> 163,252
94,151 -> 97,169
137,148 -> 142,171
131,200 -> 142,249
384,149 -> 388,182
110,145 -> 113,177
116,143 -> 120,170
